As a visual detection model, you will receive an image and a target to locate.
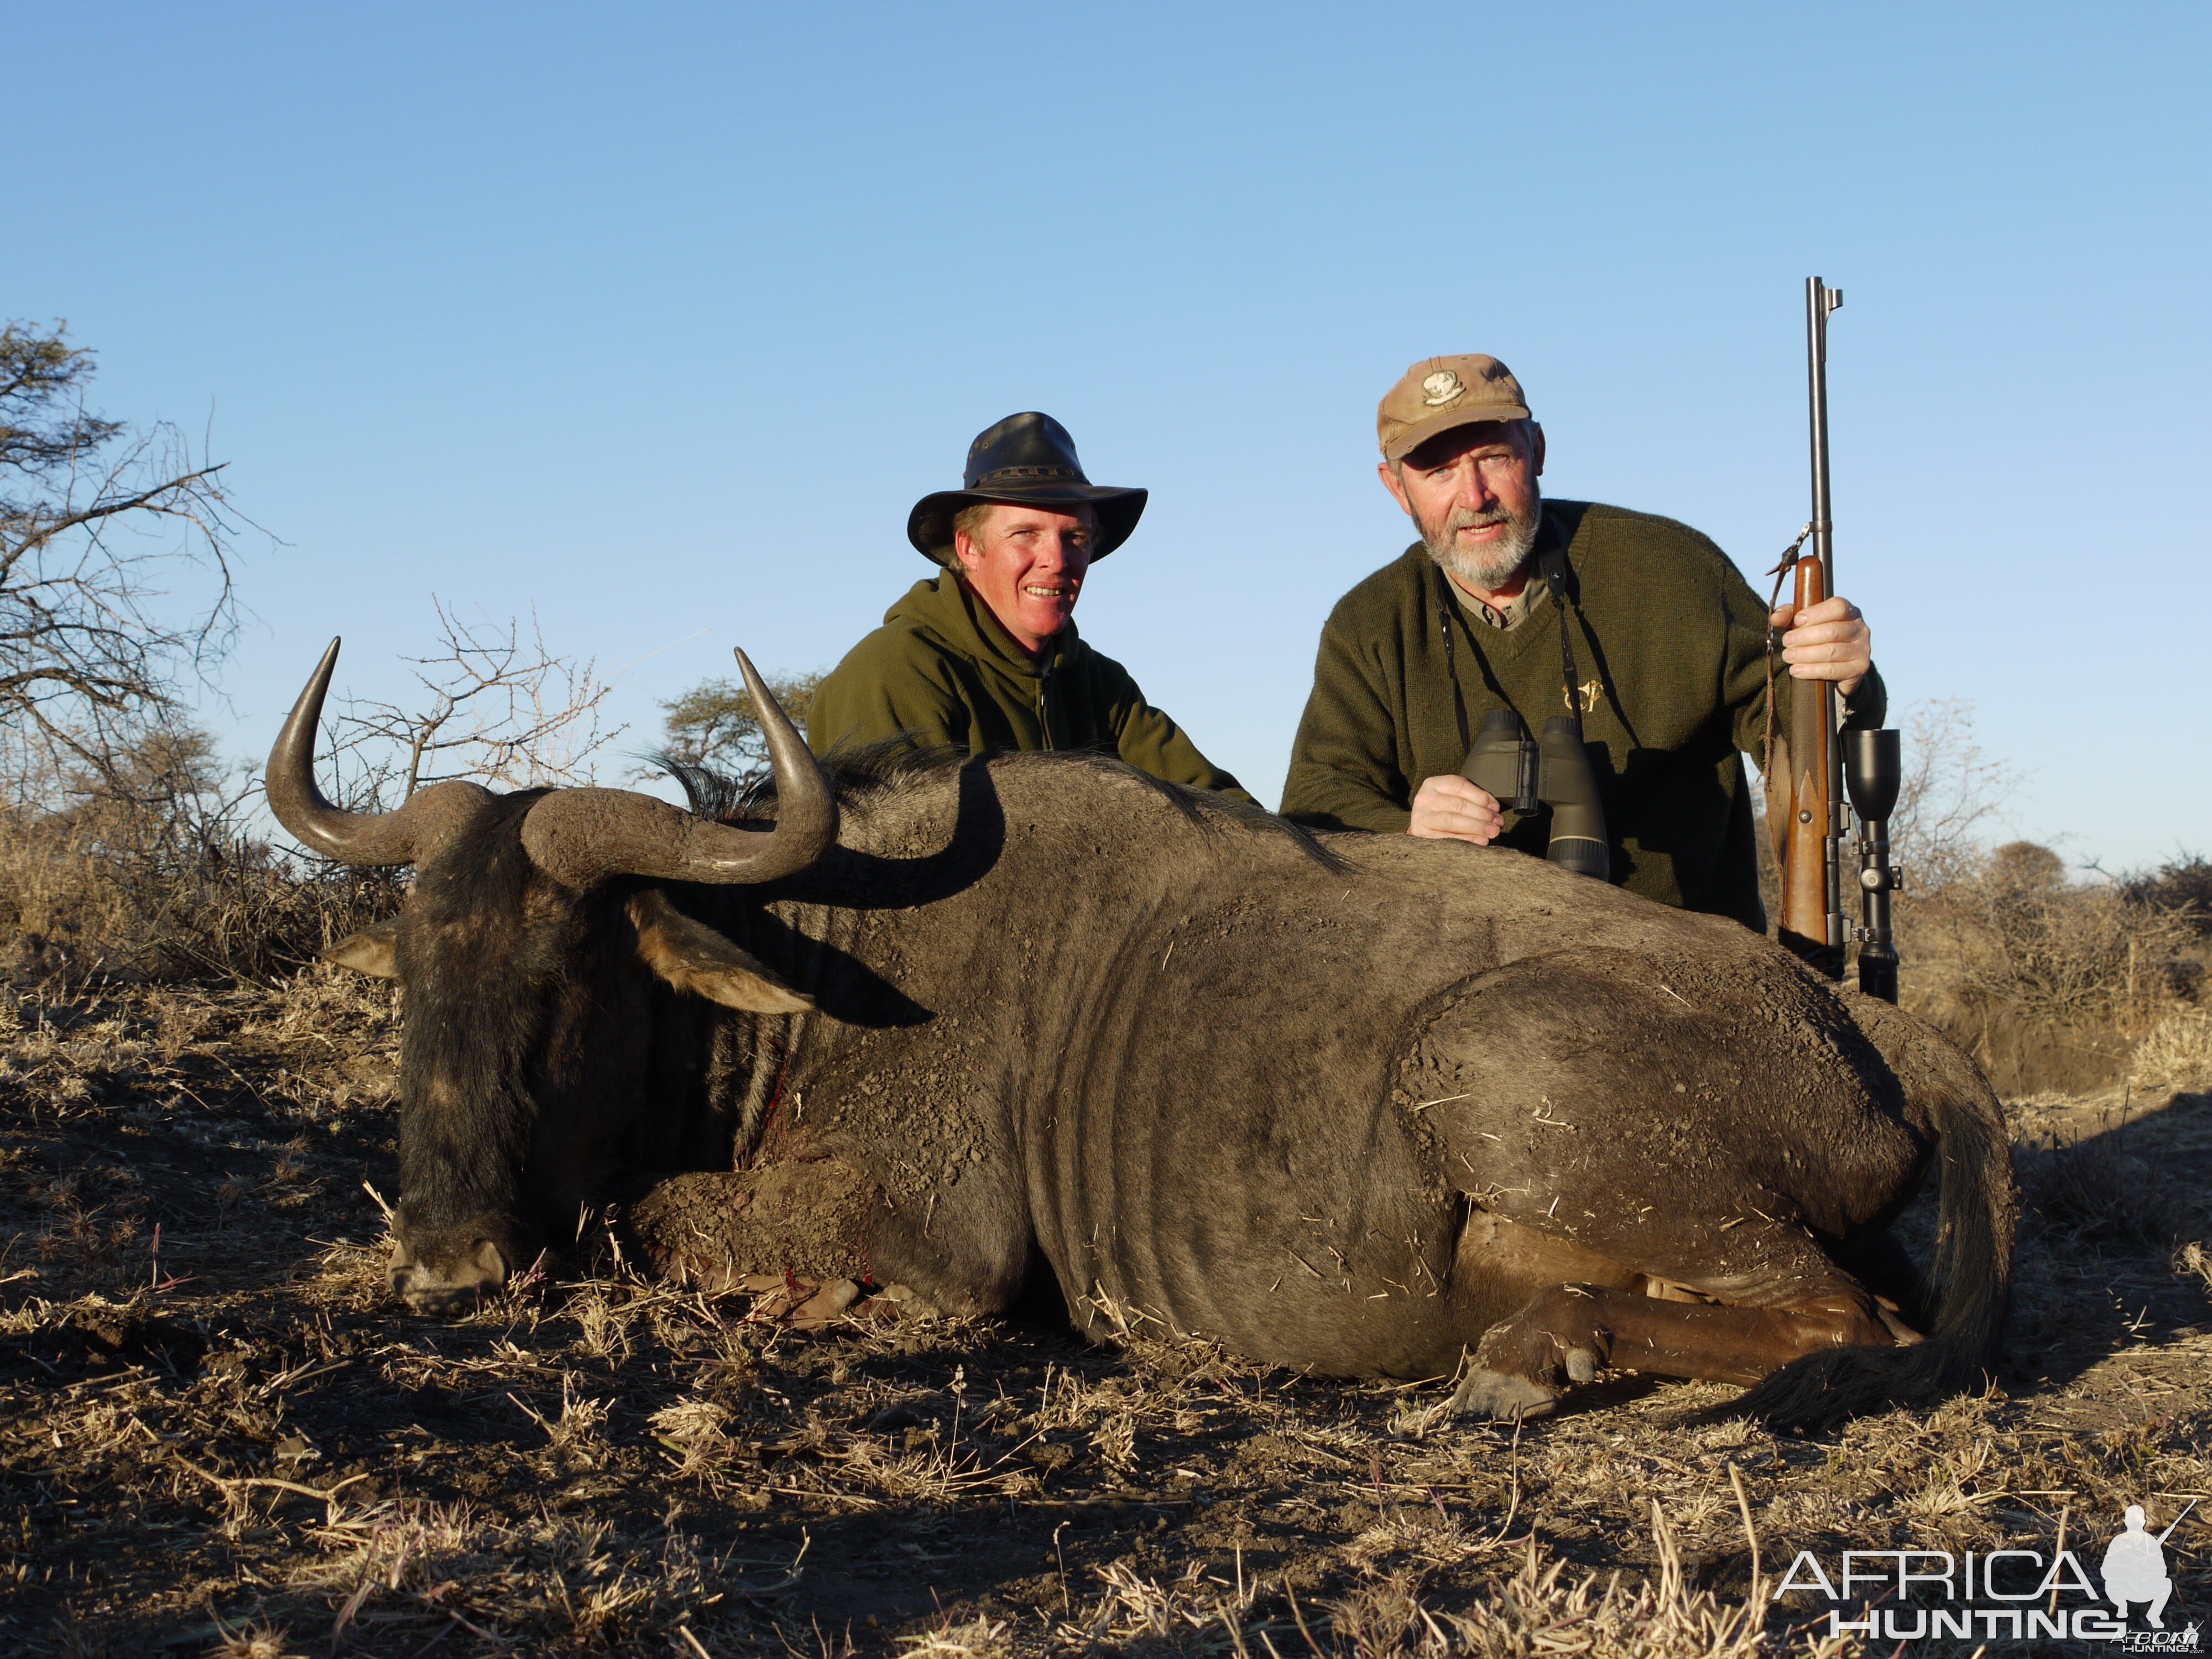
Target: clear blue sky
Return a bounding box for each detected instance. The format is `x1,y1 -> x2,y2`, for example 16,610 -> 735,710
12,3 -> 2208,870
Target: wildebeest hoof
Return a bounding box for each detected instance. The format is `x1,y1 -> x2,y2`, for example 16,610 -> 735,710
787,1279 -> 860,1331
1474,1286 -> 1614,1391
872,1283 -> 943,1322
1447,1367 -> 1558,1421
722,1272 -> 861,1331
389,1236 -> 510,1316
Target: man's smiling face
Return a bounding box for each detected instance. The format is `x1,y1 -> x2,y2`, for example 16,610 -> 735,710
953,502 -> 1095,655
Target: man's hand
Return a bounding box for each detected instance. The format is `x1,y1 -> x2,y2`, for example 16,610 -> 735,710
1771,594 -> 1872,697
1410,774 -> 1505,844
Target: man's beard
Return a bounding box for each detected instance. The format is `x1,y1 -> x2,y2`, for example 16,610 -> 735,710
1419,487 -> 1542,592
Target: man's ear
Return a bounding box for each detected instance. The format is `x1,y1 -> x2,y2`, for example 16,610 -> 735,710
1527,421 -> 1546,477
324,919 -> 400,978
627,890 -> 812,1014
1376,458 -> 1413,515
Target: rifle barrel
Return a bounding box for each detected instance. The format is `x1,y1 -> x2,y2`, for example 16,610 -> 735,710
1807,278 -> 1838,589
1807,278 -> 1848,963
2157,1497 -> 2198,1545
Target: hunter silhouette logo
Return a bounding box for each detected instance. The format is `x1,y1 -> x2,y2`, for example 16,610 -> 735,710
2106,1501 -> 2193,1636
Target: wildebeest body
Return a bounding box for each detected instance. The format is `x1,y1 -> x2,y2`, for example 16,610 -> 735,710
609,760 -> 1954,1389
277,643 -> 2010,1423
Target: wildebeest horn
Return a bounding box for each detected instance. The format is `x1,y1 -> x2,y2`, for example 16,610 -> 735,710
517,648 -> 838,887
265,638 -> 492,867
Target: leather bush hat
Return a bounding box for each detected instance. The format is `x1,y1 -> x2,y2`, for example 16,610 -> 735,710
1378,354 -> 1533,462
907,412 -> 1147,564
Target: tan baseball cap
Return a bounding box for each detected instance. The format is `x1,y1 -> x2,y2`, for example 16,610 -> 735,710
1376,354 -> 1532,462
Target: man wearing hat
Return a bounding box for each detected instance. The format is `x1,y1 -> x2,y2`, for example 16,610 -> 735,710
807,412 -> 1251,800
1280,356 -> 1882,930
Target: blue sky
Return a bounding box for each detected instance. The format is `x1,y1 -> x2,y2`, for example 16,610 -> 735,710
12,4 -> 2208,870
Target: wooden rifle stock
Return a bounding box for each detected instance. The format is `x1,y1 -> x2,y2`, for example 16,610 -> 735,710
1776,559 -> 1839,968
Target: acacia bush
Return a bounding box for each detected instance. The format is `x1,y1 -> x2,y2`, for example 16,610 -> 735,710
0,729 -> 400,984
1898,846 -> 2205,1094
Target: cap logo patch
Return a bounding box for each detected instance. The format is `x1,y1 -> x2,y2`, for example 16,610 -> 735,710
1420,371 -> 1464,407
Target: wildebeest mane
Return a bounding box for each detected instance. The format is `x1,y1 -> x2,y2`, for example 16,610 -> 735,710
654,742 -> 1345,870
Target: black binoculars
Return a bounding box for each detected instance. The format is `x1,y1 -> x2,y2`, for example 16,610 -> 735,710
1457,708 -> 1610,881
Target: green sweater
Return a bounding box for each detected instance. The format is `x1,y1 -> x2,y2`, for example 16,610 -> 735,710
1280,500 -> 1884,931
809,572 -> 1253,802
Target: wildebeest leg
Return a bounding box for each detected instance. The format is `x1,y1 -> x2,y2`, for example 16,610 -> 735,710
624,1149 -> 1035,1322
1451,1281 -> 1896,1418
624,1160 -> 881,1288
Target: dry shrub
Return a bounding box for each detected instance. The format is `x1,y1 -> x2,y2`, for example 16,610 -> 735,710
1323,1507 -> 1830,1659
2125,852 -> 2212,934
0,729 -> 401,984
898,1614 -> 1013,1656
1913,842 -> 2197,1026
1901,842 -> 2202,1094
2131,1004 -> 2212,1085
204,1622 -> 306,1659
2022,1120 -> 2189,1248
648,1397 -> 735,1473
2174,1239 -> 2212,1297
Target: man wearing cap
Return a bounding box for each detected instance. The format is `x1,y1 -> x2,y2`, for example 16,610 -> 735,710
1280,356 -> 1881,930
808,411 -> 1251,800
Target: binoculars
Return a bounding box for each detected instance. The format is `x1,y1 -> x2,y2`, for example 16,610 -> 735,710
1458,708 -> 1610,881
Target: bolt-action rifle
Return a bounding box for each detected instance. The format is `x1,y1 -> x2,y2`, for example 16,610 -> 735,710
1767,278 -> 1903,1003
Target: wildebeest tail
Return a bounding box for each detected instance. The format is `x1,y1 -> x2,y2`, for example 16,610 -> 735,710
1729,1066 -> 2016,1430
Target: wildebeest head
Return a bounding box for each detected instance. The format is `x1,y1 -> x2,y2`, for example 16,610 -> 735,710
267,640 -> 837,1312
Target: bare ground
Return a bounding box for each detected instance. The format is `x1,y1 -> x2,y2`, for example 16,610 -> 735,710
3,969 -> 2210,1657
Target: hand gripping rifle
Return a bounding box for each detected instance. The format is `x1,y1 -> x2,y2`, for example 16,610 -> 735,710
1767,278 -> 1903,1002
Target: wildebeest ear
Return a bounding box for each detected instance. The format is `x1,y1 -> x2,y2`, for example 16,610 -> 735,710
324,919 -> 400,978
627,891 -> 813,1014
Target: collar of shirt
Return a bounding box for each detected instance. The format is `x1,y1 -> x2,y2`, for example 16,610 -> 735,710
1447,567 -> 1547,631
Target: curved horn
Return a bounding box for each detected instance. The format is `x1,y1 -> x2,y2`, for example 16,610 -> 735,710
519,648 -> 838,887
265,638 -> 491,867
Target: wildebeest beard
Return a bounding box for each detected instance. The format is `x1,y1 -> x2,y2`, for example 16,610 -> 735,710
1420,482 -> 1542,594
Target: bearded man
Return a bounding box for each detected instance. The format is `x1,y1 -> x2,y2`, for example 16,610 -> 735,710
1280,355 -> 1881,930
808,411 -> 1251,800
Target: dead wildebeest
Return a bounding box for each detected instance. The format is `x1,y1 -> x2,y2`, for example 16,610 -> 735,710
273,641 -> 2013,1426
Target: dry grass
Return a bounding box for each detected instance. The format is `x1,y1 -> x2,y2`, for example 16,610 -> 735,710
0,802 -> 400,986
1895,844 -> 2207,1097
2135,1005 -> 2212,1087
0,727 -> 404,986
5,973 -> 2212,1655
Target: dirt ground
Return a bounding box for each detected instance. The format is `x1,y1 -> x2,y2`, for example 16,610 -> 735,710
4,969 -> 2210,1657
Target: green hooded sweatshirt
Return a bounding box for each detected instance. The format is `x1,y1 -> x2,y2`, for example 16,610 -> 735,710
808,571 -> 1253,802
1280,500 -> 1884,931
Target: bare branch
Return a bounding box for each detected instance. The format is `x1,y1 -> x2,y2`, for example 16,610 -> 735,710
0,321 -> 253,801
1887,698 -> 2022,893
321,600 -> 626,808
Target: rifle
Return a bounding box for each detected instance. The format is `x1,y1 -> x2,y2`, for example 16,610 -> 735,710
1769,277 -> 1903,1002
2157,1498 -> 2199,1546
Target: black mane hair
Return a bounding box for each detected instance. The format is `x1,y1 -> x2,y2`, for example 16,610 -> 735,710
652,742 -> 1345,872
